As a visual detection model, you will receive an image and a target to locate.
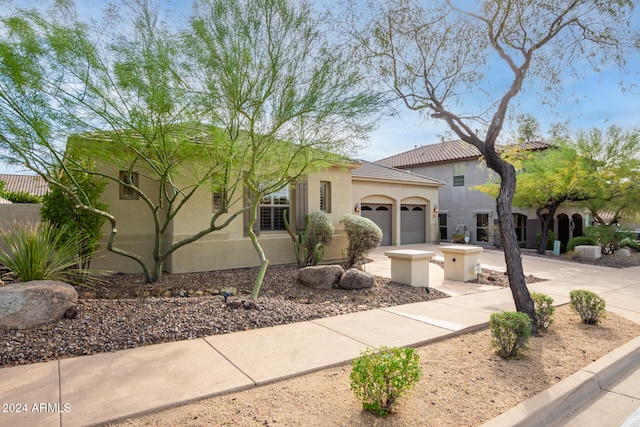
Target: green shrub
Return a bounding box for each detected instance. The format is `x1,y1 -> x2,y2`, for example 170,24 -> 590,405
490,311 -> 532,358
0,190 -> 42,203
350,346 -> 421,416
620,236 -> 640,251
566,236 -> 597,252
535,230 -> 557,251
453,233 -> 466,243
284,210 -> 334,267
40,163 -> 108,270
569,290 -> 606,325
531,293 -> 555,330
341,214 -> 382,268
0,221 -> 102,286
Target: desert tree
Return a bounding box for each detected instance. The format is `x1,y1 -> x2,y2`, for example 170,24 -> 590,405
0,0 -> 247,282
185,0 -> 382,298
339,0 -> 639,333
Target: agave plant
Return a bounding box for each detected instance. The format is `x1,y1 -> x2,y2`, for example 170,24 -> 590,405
0,221 -> 102,286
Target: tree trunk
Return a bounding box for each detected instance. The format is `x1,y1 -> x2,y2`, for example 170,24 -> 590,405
487,152 -> 538,335
247,197 -> 269,299
536,203 -> 559,255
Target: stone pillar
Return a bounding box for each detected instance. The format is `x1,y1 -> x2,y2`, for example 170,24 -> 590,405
384,249 -> 435,287
440,246 -> 483,282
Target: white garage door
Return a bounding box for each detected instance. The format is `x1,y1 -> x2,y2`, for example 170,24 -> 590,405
401,205 -> 425,244
361,204 -> 392,246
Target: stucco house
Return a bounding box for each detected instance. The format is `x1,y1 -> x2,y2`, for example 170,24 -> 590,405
85,156 -> 442,274
376,140 -> 589,249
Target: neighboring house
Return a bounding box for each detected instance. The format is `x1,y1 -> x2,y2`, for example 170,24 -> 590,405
0,173 -> 50,199
376,140 -> 588,249
0,173 -> 48,228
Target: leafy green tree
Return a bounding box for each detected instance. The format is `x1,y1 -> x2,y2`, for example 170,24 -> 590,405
572,126 -> 640,227
185,0 -> 381,298
0,1 -> 246,282
340,0 -> 639,334
40,159 -> 109,270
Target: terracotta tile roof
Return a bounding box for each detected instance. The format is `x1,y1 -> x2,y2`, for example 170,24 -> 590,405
352,160 -> 444,186
375,140 -> 482,168
0,174 -> 50,196
375,140 -> 552,168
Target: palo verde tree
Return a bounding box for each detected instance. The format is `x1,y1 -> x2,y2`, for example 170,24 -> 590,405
340,0 -> 639,334
0,1 -> 247,283
185,0 -> 381,299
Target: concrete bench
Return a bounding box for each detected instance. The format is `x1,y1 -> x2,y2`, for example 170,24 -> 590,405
575,245 -> 602,260
384,250 -> 435,287
440,245 -> 483,282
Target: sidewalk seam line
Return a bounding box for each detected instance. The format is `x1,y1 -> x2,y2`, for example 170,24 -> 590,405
58,360 -> 62,427
201,338 -> 258,386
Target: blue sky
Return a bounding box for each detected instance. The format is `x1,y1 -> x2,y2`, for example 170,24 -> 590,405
1,0 -> 638,173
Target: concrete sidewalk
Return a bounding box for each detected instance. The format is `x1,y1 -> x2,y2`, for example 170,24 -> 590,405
1,244 -> 639,426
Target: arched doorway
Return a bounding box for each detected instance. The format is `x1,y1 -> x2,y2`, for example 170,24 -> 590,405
557,214 -> 570,252
572,214 -> 584,238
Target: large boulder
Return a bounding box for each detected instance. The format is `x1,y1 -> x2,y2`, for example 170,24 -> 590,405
617,248 -> 632,257
0,281 -> 78,330
337,268 -> 375,290
299,265 -> 344,289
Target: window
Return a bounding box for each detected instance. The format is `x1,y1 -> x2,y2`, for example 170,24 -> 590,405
260,187 -> 290,231
319,181 -> 331,213
212,191 -> 225,211
438,213 -> 448,241
453,163 -> 465,186
476,213 -> 489,242
119,171 -> 139,200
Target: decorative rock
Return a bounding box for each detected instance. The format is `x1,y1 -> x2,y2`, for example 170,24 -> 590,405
299,265 -> 345,289
0,281 -> 78,329
64,306 -> 78,319
337,268 -> 375,290
617,248 -> 631,257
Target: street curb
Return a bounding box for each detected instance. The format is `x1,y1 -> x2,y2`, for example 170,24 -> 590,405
481,335 -> 640,427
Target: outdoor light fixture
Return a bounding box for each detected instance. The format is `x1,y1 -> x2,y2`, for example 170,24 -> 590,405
433,206 -> 439,213
355,202 -> 361,213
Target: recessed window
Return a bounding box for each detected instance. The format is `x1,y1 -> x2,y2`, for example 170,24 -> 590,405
476,213 -> 489,242
438,213 -> 448,241
212,191 -> 225,211
259,187 -> 290,231
319,181 -> 331,213
119,171 -> 139,200
453,164 -> 465,186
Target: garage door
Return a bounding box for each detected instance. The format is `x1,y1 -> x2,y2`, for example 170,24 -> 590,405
401,205 -> 425,244
361,204 -> 392,246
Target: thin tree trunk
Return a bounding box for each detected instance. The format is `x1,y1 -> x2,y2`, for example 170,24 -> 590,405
248,197 -> 269,299
488,153 -> 538,335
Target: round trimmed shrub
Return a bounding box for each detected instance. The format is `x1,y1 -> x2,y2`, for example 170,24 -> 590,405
341,214 -> 382,267
490,311 -> 532,358
531,292 -> 555,330
350,346 -> 421,416
569,290 -> 606,325
566,236 -> 597,252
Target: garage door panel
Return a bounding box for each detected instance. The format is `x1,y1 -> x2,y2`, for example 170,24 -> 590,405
401,205 -> 425,245
361,204 -> 391,246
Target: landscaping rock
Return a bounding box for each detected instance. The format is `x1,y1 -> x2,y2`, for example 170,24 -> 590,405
299,265 -> 344,289
337,268 -> 375,290
617,248 -> 631,257
0,281 -> 78,329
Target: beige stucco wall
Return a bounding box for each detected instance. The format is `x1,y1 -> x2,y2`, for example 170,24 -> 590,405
91,163 -> 355,274
351,178 -> 441,245
0,204 -> 42,228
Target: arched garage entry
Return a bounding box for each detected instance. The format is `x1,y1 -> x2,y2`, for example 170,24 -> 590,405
361,204 -> 392,246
